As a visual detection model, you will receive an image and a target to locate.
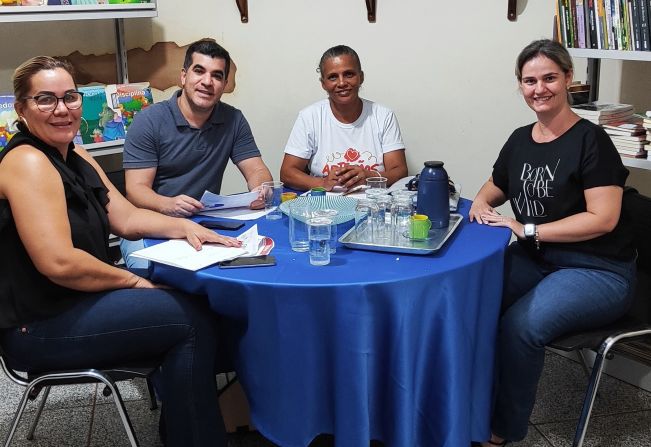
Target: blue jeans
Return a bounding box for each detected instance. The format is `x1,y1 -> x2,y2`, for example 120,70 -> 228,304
0,288 -> 226,447
120,238 -> 151,273
491,242 -> 636,442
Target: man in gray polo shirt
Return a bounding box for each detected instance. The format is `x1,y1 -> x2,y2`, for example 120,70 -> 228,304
120,39 -> 273,269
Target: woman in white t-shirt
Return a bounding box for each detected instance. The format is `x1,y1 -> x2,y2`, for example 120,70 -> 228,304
280,45 -> 408,191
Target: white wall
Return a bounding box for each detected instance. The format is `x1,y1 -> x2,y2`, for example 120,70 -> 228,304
0,0 -> 560,200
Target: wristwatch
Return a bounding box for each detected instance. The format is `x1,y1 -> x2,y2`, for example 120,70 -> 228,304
524,223 -> 540,249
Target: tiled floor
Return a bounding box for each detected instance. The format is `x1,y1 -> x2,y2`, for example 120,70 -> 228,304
1,350 -> 650,446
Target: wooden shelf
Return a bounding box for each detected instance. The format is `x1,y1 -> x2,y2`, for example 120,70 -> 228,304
568,48 -> 651,62
0,3 -> 157,23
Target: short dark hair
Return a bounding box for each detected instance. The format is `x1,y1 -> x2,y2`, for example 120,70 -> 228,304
515,39 -> 573,81
183,38 -> 231,78
317,45 -> 362,78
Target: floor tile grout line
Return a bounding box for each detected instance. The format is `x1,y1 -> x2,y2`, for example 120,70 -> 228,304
85,384 -> 98,447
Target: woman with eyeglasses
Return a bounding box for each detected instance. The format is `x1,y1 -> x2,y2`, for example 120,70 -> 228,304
0,56 -> 239,446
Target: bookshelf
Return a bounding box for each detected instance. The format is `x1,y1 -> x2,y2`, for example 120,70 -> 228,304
566,48 -> 651,171
0,2 -> 158,160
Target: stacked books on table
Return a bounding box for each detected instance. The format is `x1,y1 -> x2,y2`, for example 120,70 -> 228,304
572,102 -> 649,159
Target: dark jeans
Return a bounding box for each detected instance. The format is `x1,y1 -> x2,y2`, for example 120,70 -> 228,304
0,288 -> 226,447
491,242 -> 636,442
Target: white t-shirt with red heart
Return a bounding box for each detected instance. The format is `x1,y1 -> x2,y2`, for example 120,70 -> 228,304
284,98 -> 405,177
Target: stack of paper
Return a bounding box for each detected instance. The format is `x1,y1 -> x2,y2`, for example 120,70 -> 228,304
131,225 -> 273,271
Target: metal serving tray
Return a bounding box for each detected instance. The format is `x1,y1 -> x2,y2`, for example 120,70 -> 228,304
339,213 -> 463,255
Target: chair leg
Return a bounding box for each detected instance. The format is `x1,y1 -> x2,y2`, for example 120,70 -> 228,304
101,378 -> 140,447
146,378 -> 158,411
26,385 -> 51,440
4,381 -> 44,447
572,350 -> 608,447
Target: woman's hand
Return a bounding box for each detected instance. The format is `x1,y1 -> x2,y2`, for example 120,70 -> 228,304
469,200 -> 496,224
335,165 -> 373,190
321,170 -> 341,191
182,221 -> 243,251
481,211 -> 525,238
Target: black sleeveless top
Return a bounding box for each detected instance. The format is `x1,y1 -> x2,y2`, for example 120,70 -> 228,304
0,131 -> 111,328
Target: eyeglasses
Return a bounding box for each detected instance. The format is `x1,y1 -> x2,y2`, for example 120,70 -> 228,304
22,91 -> 84,113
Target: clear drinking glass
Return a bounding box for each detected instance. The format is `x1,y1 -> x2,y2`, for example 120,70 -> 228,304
262,181 -> 284,220
366,176 -> 387,190
373,194 -> 393,241
391,195 -> 414,241
314,209 -> 339,254
354,198 -> 379,242
289,200 -> 311,252
308,217 -> 332,266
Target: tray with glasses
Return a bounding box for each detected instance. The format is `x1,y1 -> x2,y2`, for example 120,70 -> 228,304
339,213 -> 463,255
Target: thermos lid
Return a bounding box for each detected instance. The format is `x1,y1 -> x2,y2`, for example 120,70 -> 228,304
424,161 -> 444,168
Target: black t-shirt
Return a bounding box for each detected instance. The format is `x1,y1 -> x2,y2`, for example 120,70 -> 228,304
492,119 -> 634,260
0,131 -> 111,328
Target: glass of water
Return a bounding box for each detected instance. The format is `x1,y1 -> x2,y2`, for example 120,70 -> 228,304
262,181 -> 284,220
308,217 -> 332,266
314,209 -> 339,254
289,199 -> 311,252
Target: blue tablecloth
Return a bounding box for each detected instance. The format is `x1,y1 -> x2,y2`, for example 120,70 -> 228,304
148,199 -> 511,447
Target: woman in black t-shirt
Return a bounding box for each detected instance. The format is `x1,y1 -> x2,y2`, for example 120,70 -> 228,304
468,40 -> 636,446
0,56 -> 242,446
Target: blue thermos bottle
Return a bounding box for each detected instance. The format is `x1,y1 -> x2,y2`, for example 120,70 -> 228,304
416,161 -> 450,229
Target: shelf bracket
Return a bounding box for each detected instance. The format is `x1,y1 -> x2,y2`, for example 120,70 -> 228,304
507,0 -> 517,21
366,0 -> 376,22
236,0 -> 248,23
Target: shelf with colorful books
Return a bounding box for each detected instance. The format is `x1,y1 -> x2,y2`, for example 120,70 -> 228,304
0,2 -> 157,23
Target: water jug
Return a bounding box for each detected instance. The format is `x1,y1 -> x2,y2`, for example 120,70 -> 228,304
416,161 -> 449,229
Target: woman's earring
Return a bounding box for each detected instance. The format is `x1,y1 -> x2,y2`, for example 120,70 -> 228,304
19,116 -> 31,133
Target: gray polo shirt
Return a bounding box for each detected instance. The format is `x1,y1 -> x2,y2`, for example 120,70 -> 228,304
123,90 -> 261,199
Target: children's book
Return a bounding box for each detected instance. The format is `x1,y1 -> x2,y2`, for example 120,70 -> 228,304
104,82 -> 153,135
78,85 -> 126,145
0,95 -> 19,153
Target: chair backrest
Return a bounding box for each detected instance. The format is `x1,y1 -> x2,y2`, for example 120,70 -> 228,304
621,188 -> 651,325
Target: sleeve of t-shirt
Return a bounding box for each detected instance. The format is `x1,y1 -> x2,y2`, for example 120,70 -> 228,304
581,125 -> 629,189
122,110 -> 159,169
230,113 -> 262,164
491,136 -> 514,195
284,110 -> 316,160
380,109 -> 405,153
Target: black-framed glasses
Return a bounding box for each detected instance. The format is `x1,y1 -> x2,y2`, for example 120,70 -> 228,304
22,91 -> 84,113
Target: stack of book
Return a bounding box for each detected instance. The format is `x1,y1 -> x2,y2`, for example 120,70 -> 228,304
571,102 -> 635,124
573,102 -> 649,159
603,120 -> 649,158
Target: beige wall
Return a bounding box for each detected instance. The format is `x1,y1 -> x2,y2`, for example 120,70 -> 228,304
1,0 -> 647,198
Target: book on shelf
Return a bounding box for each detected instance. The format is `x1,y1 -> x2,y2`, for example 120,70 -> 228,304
0,95 -> 18,153
572,102 -> 634,116
603,120 -> 647,135
608,134 -> 649,144
77,85 -> 116,145
639,0 -> 650,50
104,82 -> 153,135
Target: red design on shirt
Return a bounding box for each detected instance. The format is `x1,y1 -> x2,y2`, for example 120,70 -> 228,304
344,148 -> 360,163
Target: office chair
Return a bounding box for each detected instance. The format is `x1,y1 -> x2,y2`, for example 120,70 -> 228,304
548,188 -> 651,447
0,345 -> 159,447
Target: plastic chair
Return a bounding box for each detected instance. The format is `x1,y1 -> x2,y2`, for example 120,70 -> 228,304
0,345 -> 158,447
548,189 -> 651,447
